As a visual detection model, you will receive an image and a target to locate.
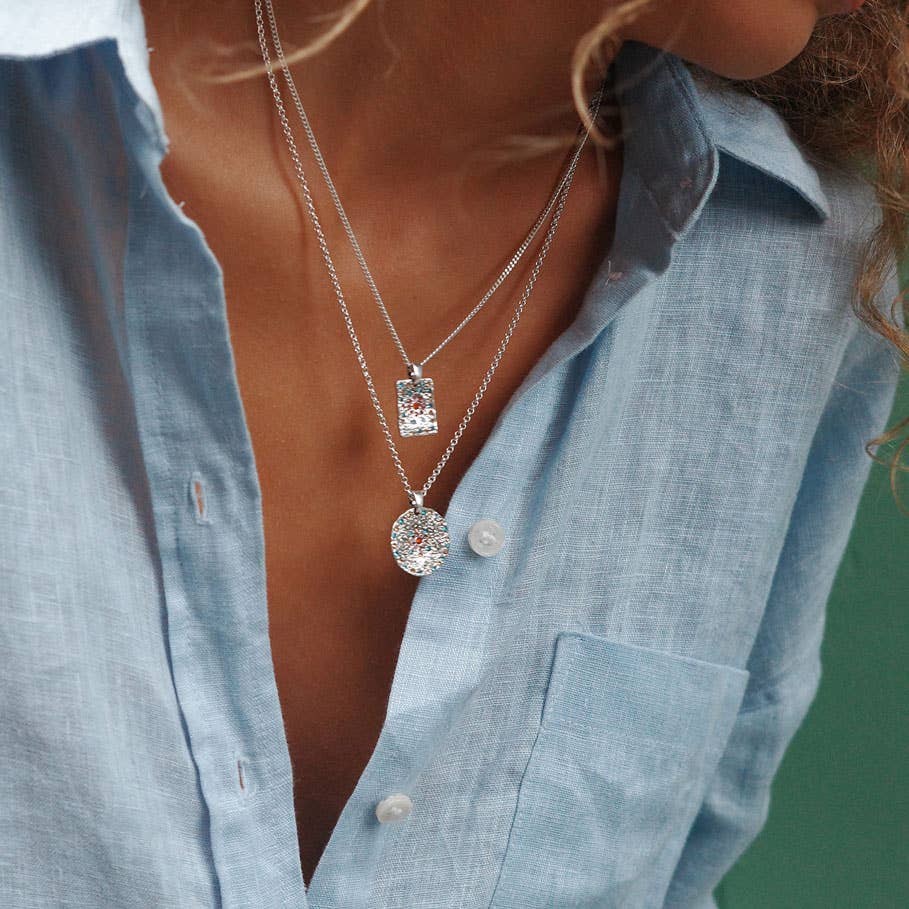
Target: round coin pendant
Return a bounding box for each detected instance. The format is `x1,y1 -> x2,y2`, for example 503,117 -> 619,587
390,506 -> 451,576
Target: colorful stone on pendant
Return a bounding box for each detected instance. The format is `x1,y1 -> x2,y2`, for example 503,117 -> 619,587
396,377 -> 438,437
390,506 -> 450,575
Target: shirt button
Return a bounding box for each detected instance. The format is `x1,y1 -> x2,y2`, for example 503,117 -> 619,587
467,519 -> 505,557
375,793 -> 413,823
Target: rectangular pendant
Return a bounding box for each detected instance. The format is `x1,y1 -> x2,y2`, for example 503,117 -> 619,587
396,376 -> 438,437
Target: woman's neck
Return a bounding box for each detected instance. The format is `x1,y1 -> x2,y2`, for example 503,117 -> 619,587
142,0 -> 625,193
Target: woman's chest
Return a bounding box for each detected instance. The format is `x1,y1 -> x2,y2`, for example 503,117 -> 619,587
153,124 -> 621,880
222,246 -> 604,881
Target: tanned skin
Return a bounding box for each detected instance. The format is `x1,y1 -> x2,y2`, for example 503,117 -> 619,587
142,0 -> 861,885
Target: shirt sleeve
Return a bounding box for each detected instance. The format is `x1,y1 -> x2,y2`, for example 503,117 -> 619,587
661,287 -> 903,908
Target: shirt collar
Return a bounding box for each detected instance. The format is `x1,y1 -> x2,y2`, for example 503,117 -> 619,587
0,0 -> 164,147
613,40 -> 830,228
0,2 -> 830,224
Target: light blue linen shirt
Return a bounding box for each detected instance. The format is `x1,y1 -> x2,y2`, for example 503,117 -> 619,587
0,3 -> 902,908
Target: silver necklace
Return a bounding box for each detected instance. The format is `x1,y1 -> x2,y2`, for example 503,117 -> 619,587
260,0 -> 591,439
254,0 -> 604,575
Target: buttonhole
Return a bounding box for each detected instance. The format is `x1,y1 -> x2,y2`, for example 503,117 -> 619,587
236,756 -> 252,796
189,473 -> 212,524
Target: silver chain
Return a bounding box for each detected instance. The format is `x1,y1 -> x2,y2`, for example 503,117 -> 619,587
253,0 -> 604,506
261,0 -> 590,371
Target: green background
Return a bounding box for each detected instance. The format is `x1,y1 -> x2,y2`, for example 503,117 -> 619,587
716,266 -> 909,908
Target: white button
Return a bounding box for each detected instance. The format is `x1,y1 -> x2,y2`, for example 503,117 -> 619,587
375,793 -> 413,823
467,519 -> 505,557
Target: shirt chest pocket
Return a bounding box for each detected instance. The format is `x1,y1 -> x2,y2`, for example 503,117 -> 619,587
488,631 -> 750,909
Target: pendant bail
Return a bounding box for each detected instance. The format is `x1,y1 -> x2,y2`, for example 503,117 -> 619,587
407,362 -> 423,381
408,490 -> 424,512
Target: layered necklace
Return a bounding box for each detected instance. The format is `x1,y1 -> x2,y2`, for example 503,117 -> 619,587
254,0 -> 605,575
